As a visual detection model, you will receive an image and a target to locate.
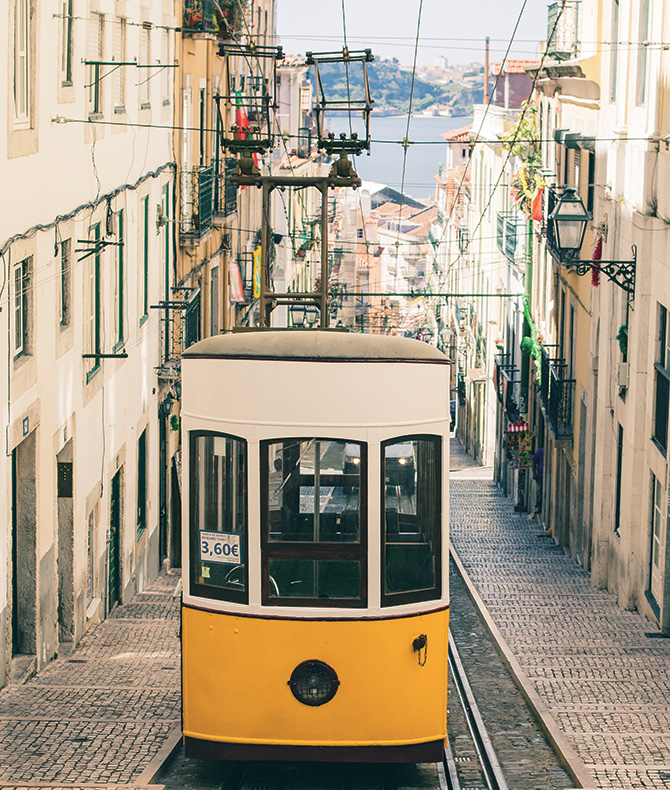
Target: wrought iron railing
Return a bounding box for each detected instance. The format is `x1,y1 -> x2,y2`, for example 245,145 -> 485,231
297,126 -> 312,158
496,211 -> 524,264
214,157 -> 238,217
547,0 -> 581,61
540,346 -> 575,439
180,166 -> 214,240
458,226 -> 470,255
494,353 -> 513,404
238,252 -> 255,300
156,287 -> 201,369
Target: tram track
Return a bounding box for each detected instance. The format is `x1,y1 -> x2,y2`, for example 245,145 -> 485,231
443,632 -> 509,790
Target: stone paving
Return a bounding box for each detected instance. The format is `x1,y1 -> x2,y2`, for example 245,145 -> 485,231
0,572 -> 181,788
449,438 -> 670,790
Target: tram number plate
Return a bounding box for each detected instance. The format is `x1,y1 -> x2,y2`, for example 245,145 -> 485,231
199,531 -> 241,565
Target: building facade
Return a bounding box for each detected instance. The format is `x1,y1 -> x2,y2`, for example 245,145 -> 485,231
2,0 -> 177,683
458,0 -> 670,632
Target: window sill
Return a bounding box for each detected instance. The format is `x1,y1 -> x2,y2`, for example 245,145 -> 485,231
61,80 -> 73,88
651,437 -> 667,458
140,103 -> 151,111
114,106 -> 126,115
88,112 -> 104,121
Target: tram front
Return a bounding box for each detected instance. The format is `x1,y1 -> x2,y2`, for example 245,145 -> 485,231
181,331 -> 450,762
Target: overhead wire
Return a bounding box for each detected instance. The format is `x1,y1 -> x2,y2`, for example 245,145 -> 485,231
50,115 -> 667,150
370,0 -> 531,335
435,0 -> 568,299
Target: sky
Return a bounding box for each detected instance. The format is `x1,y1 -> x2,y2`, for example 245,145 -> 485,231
276,0 -> 549,68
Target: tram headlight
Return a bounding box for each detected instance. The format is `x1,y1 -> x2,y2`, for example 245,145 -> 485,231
288,660 -> 340,706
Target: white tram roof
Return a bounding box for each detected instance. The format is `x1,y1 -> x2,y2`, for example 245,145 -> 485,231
183,330 -> 449,363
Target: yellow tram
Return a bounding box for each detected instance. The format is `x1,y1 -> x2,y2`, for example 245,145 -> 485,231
181,331 -> 450,762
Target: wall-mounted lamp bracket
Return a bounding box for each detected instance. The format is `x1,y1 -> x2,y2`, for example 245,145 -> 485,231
565,244 -> 637,295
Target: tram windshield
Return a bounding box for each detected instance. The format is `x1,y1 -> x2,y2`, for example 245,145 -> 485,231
382,436 -> 441,605
189,432 -> 248,603
261,439 -> 366,606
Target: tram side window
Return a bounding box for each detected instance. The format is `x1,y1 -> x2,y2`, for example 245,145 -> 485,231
382,436 -> 441,606
261,439 -> 366,606
190,432 -> 248,603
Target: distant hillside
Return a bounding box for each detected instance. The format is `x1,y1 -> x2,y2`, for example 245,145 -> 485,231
313,57 -> 483,116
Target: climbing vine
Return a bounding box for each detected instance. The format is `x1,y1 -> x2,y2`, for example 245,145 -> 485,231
504,103 -> 545,217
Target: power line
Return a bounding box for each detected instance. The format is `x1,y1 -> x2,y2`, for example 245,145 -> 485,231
53,115 -> 668,150
435,0 -> 568,296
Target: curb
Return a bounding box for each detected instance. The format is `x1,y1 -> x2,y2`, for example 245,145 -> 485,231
135,724 -> 183,785
450,547 -> 594,790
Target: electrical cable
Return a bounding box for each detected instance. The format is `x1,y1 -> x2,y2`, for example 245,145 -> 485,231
0,162 -> 175,260
433,0 -> 568,301
51,115 -> 667,150
396,0 -> 424,249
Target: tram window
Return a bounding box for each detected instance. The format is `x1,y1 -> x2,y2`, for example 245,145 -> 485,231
265,439 -> 362,543
261,439 -> 367,607
189,432 -> 248,603
268,559 -> 361,600
382,436 -> 441,606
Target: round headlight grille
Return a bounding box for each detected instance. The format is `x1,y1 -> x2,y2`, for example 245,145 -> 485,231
288,660 -> 339,706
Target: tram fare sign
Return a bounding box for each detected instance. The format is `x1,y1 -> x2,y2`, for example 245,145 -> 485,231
199,531 -> 241,565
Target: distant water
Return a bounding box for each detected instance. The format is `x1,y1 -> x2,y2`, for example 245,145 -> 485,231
327,114 -> 473,201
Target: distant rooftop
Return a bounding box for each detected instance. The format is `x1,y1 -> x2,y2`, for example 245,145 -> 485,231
491,60 -> 540,75
442,124 -> 473,142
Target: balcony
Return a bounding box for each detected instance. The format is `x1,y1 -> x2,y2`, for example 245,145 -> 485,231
213,157 -> 238,221
180,166 -> 214,243
547,0 -> 581,61
540,347 -> 575,439
458,226 -> 470,256
155,287 -> 202,378
182,0 -> 241,37
496,211 -> 525,265
297,126 -> 313,158
494,354 -> 522,418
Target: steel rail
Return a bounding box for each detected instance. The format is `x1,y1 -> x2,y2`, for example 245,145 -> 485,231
447,631 -> 509,790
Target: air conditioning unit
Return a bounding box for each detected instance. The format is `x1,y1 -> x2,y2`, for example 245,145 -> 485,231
618,362 -> 628,387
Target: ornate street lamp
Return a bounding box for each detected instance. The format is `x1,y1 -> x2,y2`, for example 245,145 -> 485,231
304,304 -> 320,328
548,187 -> 589,258
289,303 -> 307,328
547,187 -> 637,297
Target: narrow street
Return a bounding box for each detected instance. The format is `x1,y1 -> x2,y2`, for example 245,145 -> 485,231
0,439 -> 665,788
449,439 -> 670,789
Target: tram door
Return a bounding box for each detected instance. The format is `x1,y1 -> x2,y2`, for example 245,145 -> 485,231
108,471 -> 122,610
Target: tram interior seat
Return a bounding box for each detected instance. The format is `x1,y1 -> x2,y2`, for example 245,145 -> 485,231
271,509 -> 359,542
385,508 -> 424,542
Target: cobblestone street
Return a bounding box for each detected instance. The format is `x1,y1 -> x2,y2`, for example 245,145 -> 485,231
0,572 -> 181,788
1,441 -> 669,789
450,438 -> 670,790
